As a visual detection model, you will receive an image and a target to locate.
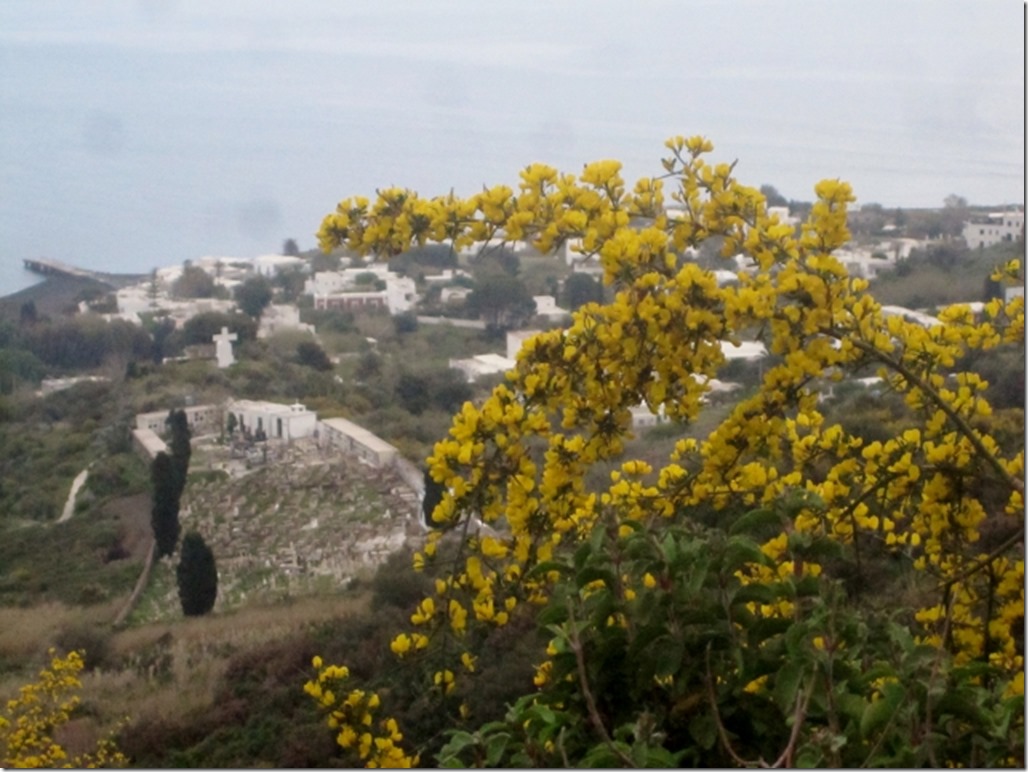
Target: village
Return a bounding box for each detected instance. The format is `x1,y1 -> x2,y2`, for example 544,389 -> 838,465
14,201 -> 1026,623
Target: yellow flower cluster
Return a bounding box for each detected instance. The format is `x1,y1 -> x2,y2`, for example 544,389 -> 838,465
308,136 -> 1025,757
0,649 -> 126,768
304,657 -> 417,768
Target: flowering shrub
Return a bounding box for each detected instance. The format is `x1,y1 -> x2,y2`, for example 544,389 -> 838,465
306,137 -> 1024,767
1,649 -> 126,768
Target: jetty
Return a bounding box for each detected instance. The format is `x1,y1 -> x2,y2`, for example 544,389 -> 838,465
23,258 -> 146,288
23,257 -> 95,279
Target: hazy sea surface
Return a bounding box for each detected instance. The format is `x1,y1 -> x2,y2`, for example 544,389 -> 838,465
1,0 -> 1023,297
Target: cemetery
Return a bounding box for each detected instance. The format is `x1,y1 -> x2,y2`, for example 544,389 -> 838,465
131,436 -> 423,623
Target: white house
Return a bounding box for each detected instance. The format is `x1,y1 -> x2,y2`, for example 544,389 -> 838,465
252,254 -> 306,277
449,353 -> 516,383
305,266 -> 417,314
834,246 -> 896,281
226,400 -> 317,441
533,295 -> 570,322
963,210 -> 1024,249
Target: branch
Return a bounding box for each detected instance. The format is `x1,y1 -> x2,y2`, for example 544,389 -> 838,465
847,336 -> 1023,496
937,524 -> 1025,592
704,644 -> 767,768
566,600 -> 636,767
770,676 -> 814,769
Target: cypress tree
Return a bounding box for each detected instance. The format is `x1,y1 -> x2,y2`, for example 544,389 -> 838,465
176,531 -> 218,616
422,469 -> 446,528
166,409 -> 191,496
150,451 -> 181,558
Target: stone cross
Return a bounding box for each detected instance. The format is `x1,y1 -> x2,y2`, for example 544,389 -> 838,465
213,326 -> 237,368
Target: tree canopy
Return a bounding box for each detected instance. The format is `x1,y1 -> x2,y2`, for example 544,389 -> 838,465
151,451 -> 182,559
172,263 -> 220,299
307,136 -> 1024,768
234,275 -> 274,319
177,531 -> 218,616
465,274 -> 536,330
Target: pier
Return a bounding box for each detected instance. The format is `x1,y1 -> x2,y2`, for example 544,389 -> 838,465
23,257 -> 95,279
23,258 -> 146,288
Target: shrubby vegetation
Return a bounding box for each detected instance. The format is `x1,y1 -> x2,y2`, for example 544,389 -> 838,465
870,240 -> 1023,310
306,137 -> 1024,767
0,134 -> 1022,768
0,649 -> 126,767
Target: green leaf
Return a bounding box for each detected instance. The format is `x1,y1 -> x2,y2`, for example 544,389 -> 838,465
773,661 -> 805,711
733,583 -> 776,606
935,689 -> 987,725
654,635 -> 686,678
661,532 -> 679,565
729,507 -> 782,536
688,712 -> 718,750
793,536 -> 844,562
795,746 -> 823,768
437,730 -> 477,767
576,565 -> 615,589
724,534 -> 772,570
536,603 -> 568,627
484,733 -> 509,766
836,692 -> 867,723
860,682 -> 903,739
685,556 -> 710,595
525,560 -> 571,580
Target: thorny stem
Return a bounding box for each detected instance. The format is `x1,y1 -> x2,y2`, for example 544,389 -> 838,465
565,600 -> 636,768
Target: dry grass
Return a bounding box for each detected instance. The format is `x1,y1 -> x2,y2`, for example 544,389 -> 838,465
2,591 -> 370,750
0,600 -> 121,662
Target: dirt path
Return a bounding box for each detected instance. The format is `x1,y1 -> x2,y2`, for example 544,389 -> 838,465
58,468 -> 90,523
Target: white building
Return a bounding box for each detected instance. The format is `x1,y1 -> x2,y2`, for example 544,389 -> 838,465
135,404 -> 224,437
131,428 -> 167,460
963,211 -> 1024,249
449,353 -> 516,383
305,266 -> 417,314
721,340 -> 767,361
252,254 -> 306,277
319,417 -> 399,467
258,304 -> 316,339
834,246 -> 896,280
423,269 -> 472,285
880,305 -> 941,329
532,295 -> 570,322
449,330 -> 545,382
226,400 -> 317,441
506,329 -> 543,359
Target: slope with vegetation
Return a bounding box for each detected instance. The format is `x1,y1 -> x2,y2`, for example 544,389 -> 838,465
304,136 -> 1023,767
1,136 -> 1024,768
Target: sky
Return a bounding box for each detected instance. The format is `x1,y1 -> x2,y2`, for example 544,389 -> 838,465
0,0 -> 1023,291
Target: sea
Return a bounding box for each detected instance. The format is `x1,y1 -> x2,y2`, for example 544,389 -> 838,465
1,0 -> 1024,297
